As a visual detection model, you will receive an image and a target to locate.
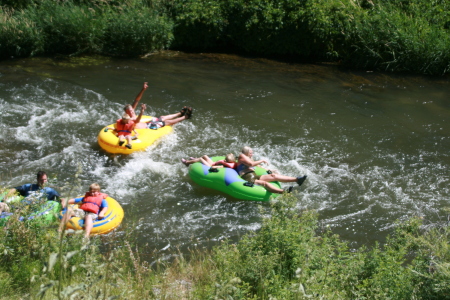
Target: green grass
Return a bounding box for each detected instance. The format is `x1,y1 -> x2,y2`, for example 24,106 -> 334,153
0,0 -> 448,74
0,0 -> 173,58
1,191 -> 449,299
102,4 -> 173,57
0,8 -> 43,59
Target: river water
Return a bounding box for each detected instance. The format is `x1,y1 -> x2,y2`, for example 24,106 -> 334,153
0,52 -> 449,252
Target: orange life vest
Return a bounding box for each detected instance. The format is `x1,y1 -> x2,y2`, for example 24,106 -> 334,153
116,119 -> 135,136
79,192 -> 107,214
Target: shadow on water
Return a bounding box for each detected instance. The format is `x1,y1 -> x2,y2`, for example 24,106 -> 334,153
0,51 -> 449,253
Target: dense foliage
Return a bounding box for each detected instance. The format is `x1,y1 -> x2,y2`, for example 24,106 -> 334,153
168,0 -> 450,74
0,0 -> 173,58
1,192 -> 450,299
196,195 -> 450,299
0,0 -> 449,74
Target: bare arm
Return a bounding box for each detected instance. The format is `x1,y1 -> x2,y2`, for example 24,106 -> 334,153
211,160 -> 227,169
135,104 -> 146,124
98,206 -> 108,219
210,165 -> 224,169
238,154 -> 268,167
131,82 -> 148,109
61,198 -> 75,209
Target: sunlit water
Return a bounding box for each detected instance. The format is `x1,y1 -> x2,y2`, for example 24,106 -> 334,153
0,52 -> 449,253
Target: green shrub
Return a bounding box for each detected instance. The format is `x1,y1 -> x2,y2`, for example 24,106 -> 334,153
166,0 -> 226,51
25,0 -> 105,55
199,195 -> 450,299
0,271 -> 13,297
1,0 -> 173,58
102,4 -> 174,56
169,0 -> 340,57
0,216 -> 57,294
0,8 -> 43,59
0,0 -> 35,10
168,0 -> 450,74
404,218 -> 450,299
353,242 -> 415,299
1,0 -> 449,74
224,0 -> 340,57
336,1 -> 450,74
1,184 -> 450,299
208,195 -> 355,298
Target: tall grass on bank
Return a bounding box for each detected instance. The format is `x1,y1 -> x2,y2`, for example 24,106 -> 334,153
0,0 -> 173,58
337,1 -> 450,74
1,190 -> 450,299
102,5 -> 173,57
25,1 -> 104,56
168,0 -> 450,75
0,8 -> 43,59
1,0 -> 449,74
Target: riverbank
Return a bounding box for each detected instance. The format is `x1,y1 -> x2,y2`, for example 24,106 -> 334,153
1,0 -> 449,75
1,192 -> 449,299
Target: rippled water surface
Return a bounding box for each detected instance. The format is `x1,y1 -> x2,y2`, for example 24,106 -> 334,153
0,52 -> 449,251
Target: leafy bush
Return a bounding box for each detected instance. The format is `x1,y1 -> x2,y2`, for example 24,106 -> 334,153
399,217 -> 450,299
102,4 -> 174,57
25,0 -> 105,56
169,0 -> 338,57
168,0 -> 450,74
1,188 -> 450,299
0,216 -> 57,294
0,8 -> 43,59
0,0 -> 173,58
0,0 -> 35,10
167,0 -> 227,51
337,1 -> 450,74
208,195 -> 355,298
1,0 -> 449,74
224,0 -> 339,57
196,195 -> 450,299
0,271 -> 13,297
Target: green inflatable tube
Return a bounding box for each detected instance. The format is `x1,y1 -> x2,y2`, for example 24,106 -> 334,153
0,192 -> 61,226
188,156 -> 281,201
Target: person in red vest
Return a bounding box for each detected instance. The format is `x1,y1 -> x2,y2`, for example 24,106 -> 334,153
59,183 -> 108,238
106,104 -> 146,149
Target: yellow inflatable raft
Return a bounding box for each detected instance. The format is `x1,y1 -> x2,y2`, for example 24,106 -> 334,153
60,196 -> 124,236
98,116 -> 173,154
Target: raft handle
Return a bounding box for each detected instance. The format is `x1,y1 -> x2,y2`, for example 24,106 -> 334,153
243,182 -> 254,188
209,167 -> 219,173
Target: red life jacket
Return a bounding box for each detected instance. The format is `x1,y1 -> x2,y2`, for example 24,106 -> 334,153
116,119 -> 135,136
79,192 -> 107,214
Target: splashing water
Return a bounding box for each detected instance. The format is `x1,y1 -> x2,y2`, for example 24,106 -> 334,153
0,54 -> 449,251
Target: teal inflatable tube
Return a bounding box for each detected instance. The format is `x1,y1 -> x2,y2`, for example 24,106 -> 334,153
188,156 -> 281,201
0,192 -> 61,226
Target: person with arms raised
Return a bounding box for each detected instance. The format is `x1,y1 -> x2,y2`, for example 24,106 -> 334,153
123,82 -> 193,129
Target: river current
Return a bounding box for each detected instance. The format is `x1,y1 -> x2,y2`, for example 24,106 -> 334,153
0,52 -> 449,252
